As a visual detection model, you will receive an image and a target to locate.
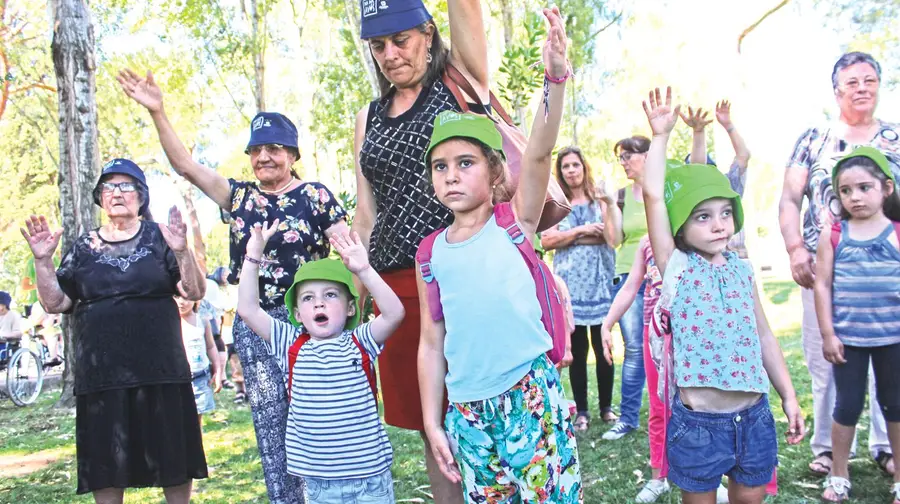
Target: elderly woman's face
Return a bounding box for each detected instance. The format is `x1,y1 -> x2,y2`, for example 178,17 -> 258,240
835,62 -> 880,118
99,174 -> 142,219
250,144 -> 296,186
368,26 -> 433,89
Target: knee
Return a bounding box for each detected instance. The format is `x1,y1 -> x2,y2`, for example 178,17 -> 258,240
833,396 -> 865,426
877,396 -> 900,423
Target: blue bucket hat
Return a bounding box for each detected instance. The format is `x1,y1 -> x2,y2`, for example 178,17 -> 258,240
360,0 -> 432,39
93,158 -> 150,215
0,291 -> 10,308
245,112 -> 299,154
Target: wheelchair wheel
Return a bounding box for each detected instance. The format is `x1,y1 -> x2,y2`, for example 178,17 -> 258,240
7,348 -> 43,406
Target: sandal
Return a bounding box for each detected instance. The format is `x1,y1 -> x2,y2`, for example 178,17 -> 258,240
573,412 -> 590,432
891,481 -> 900,504
601,407 -> 618,424
822,475 -> 851,502
810,451 -> 834,475
877,451 -> 896,477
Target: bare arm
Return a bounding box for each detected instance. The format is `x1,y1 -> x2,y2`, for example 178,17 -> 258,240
813,228 -> 835,339
35,257 -> 72,314
540,224 -> 587,250
599,199 -> 619,247
174,249 -> 206,301
778,166 -> 808,255
602,245 -> 646,331
679,106 -> 711,164
236,259 -> 273,342
204,320 -> 222,392
447,0 -> 490,97
642,87 -> 680,276
354,266 -> 405,345
351,106 -> 376,303
716,100 -> 750,171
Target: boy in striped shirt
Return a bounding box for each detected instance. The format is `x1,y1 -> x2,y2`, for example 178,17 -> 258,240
237,219 -> 405,504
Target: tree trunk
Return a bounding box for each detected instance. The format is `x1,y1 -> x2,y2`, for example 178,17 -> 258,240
343,0 -> 380,98
179,181 -> 208,275
249,0 -> 266,111
51,0 -> 100,408
498,0 -> 514,48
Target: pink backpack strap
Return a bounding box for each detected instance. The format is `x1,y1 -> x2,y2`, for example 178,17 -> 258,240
893,222 -> 900,243
830,221 -> 842,250
493,202 -> 532,258
415,230 -> 445,321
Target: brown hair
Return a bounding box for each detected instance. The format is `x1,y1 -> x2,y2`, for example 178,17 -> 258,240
372,21 -> 450,97
555,146 -> 596,204
425,138 -> 511,204
613,135 -> 651,155
834,157 -> 900,221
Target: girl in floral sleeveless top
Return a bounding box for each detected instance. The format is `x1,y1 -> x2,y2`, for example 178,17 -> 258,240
641,86 -> 806,504
814,147 -> 900,503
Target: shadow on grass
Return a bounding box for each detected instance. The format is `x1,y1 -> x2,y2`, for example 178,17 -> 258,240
763,280 -> 797,305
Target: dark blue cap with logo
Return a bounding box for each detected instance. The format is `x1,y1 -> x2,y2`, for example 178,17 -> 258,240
245,112 -> 299,154
360,0 -> 432,39
93,158 -> 150,215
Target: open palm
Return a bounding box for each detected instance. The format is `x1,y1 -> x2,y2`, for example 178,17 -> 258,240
541,6 -> 569,79
21,215 -> 61,260
159,206 -> 188,252
642,86 -> 680,136
117,69 -> 164,113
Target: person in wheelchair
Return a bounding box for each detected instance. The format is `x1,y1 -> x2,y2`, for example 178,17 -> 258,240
28,302 -> 62,367
0,291 -> 23,343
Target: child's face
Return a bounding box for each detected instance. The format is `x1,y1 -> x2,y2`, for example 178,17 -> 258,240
680,198 -> 735,260
174,296 -> 196,316
293,280 -> 354,339
430,139 -> 494,213
560,153 -> 585,189
837,166 -> 892,220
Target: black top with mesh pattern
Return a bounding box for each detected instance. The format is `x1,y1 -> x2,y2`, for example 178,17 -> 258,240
360,78 -> 487,272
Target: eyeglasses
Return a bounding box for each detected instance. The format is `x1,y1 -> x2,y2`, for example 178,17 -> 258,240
618,152 -> 636,163
100,182 -> 138,194
249,144 -> 285,156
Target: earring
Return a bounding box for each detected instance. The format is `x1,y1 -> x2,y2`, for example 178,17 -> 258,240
426,50 -> 433,64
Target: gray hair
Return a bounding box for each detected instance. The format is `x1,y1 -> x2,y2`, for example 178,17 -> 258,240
832,51 -> 882,90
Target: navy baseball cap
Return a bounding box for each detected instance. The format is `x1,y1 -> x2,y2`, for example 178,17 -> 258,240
245,112 -> 299,154
360,0 -> 432,39
93,158 -> 150,214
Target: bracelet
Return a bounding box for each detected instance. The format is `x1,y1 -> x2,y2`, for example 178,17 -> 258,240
244,256 -> 263,266
545,66 -> 571,84
726,125 -> 736,133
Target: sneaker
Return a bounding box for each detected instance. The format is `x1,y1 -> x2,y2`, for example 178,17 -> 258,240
635,479 -> 670,503
716,484 -> 729,503
601,422 -> 635,441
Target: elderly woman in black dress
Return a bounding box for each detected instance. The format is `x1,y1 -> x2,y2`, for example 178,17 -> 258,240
23,159 -> 207,503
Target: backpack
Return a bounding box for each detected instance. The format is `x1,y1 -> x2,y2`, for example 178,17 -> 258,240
830,221 -> 900,249
286,332 -> 378,403
414,202 -> 567,364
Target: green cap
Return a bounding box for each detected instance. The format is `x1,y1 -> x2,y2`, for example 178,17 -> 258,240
664,163 -> 744,235
283,259 -> 360,329
833,146 -> 896,186
425,111 -> 504,162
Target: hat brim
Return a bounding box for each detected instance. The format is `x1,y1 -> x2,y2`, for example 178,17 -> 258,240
92,171 -> 148,206
668,185 -> 744,236
361,9 -> 433,39
284,270 -> 361,329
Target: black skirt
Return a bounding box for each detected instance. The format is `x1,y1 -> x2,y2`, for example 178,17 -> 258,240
75,383 -> 208,494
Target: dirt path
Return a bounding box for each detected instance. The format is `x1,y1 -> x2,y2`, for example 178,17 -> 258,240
0,450 -> 65,478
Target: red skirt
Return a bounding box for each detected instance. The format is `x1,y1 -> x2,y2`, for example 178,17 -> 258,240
376,268 -> 446,431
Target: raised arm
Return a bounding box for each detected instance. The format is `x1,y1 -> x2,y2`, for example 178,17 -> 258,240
160,207 -> 206,301
351,106 -> 376,303
512,7 -> 568,236
21,216 -> 72,314
716,100 -> 750,171
236,221 -> 278,341
117,69 -> 231,209
679,106 -> 711,165
448,0 -> 489,97
641,87 -> 680,275
779,132 -> 815,288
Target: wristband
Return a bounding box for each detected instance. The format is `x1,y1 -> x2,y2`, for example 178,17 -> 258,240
244,256 -> 263,266
545,66 -> 571,84
726,125 -> 736,133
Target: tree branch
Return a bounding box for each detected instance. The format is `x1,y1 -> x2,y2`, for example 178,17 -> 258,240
0,47 -> 9,121
10,83 -> 57,94
588,11 -> 622,40
738,0 -> 791,53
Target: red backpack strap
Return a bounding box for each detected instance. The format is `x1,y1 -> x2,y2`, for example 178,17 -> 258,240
286,333 -> 311,402
351,334 -> 378,401
830,221 -> 842,250
893,222 -> 900,244
415,230 -> 445,321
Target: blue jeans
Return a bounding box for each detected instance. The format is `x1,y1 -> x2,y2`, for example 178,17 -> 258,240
304,470 -> 395,504
611,273 -> 646,428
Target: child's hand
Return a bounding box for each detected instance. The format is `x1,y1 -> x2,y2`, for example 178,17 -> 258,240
678,106 -> 712,133
247,219 -> 279,260
425,427 -> 462,484
715,100 -> 733,129
330,231 -> 371,274
601,326 -> 614,365
542,6 -> 569,80
782,396 -> 806,445
642,87 -> 680,137
823,335 -> 846,364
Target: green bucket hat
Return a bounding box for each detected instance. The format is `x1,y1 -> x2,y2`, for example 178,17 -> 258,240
425,111 -> 504,162
833,146 -> 896,186
664,163 -> 744,235
283,259 -> 360,329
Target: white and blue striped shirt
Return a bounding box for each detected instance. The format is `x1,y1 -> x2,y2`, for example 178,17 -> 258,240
267,319 -> 393,479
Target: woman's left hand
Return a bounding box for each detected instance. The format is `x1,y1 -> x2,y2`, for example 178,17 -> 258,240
159,206 -> 188,253
542,6 -> 569,80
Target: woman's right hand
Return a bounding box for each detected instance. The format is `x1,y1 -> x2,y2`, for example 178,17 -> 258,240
425,426 -> 462,484
117,69 -> 164,113
21,215 -> 62,260
601,326 -> 614,365
823,335 -> 846,365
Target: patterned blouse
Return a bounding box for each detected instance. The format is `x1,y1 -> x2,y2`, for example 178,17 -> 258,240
226,180 -> 347,310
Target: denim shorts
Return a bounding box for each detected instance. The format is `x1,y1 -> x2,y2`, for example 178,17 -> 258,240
191,370 -> 216,415
667,394 -> 778,493
304,470 -> 394,504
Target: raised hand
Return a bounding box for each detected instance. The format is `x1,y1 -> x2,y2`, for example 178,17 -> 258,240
21,215 -> 62,260
159,206 -> 188,253
247,219 -> 280,260
330,231 -> 371,274
678,106 -> 713,133
642,87 -> 680,137
117,69 -> 164,113
715,100 -> 733,129
542,6 -> 569,80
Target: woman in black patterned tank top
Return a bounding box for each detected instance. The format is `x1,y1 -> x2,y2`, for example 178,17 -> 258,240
351,1 -> 489,502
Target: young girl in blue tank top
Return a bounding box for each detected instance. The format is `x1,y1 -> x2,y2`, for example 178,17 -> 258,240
813,146 -> 900,503
415,8 -> 582,503
641,87 -> 806,504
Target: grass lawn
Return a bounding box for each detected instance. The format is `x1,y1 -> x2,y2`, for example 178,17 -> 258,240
0,280 -> 894,502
